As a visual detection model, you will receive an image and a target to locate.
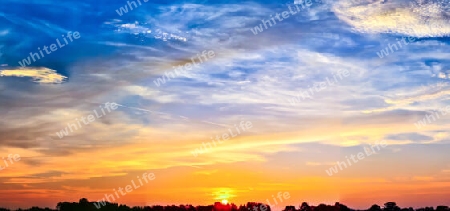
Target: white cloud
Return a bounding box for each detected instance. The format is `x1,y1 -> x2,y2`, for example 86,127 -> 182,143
333,0 -> 450,37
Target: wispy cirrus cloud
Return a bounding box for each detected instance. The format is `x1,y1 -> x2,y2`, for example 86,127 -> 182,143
0,67 -> 67,84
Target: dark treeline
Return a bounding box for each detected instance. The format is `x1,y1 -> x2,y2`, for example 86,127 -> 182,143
0,199 -> 449,211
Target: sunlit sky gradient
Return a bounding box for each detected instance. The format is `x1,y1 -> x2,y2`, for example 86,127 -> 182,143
1,0 -> 450,209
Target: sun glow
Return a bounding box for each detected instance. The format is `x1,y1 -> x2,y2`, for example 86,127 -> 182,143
213,188 -> 235,204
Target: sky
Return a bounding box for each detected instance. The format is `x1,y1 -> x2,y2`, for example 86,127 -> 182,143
0,0 -> 450,209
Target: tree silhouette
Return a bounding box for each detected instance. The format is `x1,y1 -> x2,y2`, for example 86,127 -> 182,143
300,202 -> 311,211
384,202 -> 400,211
436,207 -> 449,211
0,199 -> 448,211
369,204 -> 382,211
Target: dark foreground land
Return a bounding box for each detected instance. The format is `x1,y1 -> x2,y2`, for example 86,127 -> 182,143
1,199 -> 449,211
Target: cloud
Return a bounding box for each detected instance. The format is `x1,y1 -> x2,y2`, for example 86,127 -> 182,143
333,0 -> 450,37
385,132 -> 434,142
0,67 -> 67,84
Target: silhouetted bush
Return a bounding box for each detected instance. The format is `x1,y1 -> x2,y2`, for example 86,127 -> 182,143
0,199 -> 448,211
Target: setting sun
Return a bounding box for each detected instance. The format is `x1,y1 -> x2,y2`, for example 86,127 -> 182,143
221,199 -> 228,205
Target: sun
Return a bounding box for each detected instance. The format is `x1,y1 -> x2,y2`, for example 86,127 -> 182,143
213,188 -> 234,205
